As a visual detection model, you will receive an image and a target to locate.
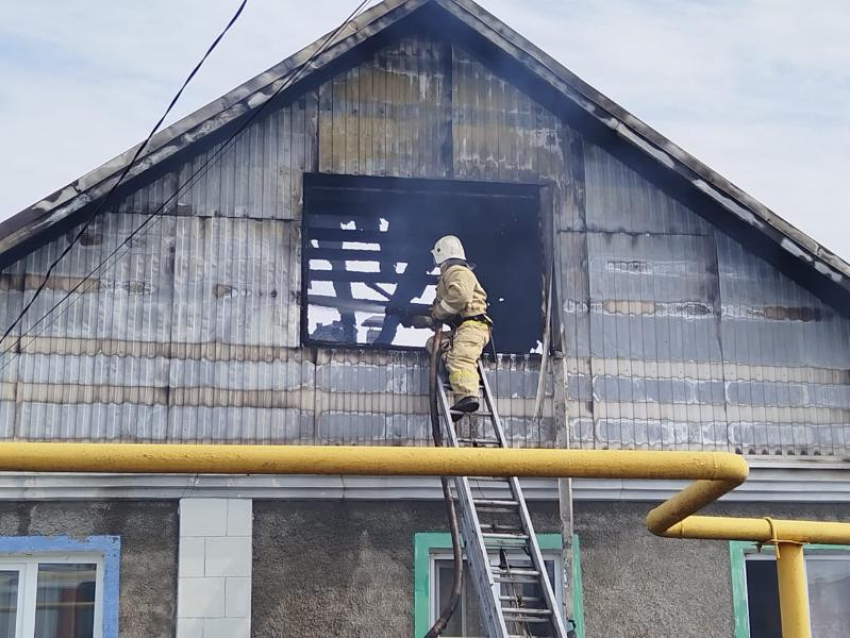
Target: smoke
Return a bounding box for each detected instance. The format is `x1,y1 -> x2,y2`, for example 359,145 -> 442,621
304,175 -> 543,353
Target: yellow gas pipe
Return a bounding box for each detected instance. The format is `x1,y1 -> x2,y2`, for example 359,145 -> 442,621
775,543 -> 811,638
0,442 -> 846,638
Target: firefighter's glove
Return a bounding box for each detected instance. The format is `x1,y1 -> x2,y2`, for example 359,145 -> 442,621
411,315 -> 434,330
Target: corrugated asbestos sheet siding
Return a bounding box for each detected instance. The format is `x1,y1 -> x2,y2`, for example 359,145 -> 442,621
172,95 -> 317,220
559,140 -> 850,454
0,34 -> 847,453
0,36 -> 555,447
559,141 -> 727,451
318,36 -> 452,179
716,234 -> 850,455
452,46 -> 565,184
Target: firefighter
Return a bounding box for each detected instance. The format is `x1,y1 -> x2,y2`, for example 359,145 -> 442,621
428,235 -> 492,418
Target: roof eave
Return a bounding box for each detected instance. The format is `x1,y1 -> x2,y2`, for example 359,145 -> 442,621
0,0 -> 428,263
2,0 -> 848,301
437,0 -> 850,288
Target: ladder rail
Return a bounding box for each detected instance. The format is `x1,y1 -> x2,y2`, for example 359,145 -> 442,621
480,361 -> 570,638
437,378 -> 510,636
433,361 -> 570,638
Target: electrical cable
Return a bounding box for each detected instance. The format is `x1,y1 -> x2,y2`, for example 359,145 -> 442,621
0,0 -> 374,372
426,326 -> 464,637
0,0 -> 249,353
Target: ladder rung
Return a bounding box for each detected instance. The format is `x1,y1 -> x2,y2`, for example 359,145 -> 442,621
503,610 -> 551,624
502,607 -> 552,616
494,574 -> 540,584
493,560 -> 535,570
457,437 -> 502,447
492,567 -> 540,577
483,532 -> 529,542
490,554 -> 533,564
500,595 -> 543,603
481,525 -> 524,534
474,498 -> 519,508
504,615 -> 552,624
466,476 -> 509,482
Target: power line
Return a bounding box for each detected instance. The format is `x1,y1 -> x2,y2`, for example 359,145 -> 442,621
0,0 -> 374,372
0,0 -> 249,353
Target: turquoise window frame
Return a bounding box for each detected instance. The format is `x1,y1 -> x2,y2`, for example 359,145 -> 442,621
729,540 -> 850,638
414,532 -> 584,638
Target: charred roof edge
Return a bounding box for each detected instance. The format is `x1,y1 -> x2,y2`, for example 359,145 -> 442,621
1,0 -> 848,302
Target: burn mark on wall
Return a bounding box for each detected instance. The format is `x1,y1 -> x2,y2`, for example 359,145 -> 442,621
0,273 -> 101,294
0,9 -> 847,457
301,173 -> 543,354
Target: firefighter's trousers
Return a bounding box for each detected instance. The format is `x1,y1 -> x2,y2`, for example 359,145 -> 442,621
445,321 -> 491,401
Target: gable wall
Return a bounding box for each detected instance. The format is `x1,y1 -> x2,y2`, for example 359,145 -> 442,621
0,34 -> 847,455
559,135 -> 850,453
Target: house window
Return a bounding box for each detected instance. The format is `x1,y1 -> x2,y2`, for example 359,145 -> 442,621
730,541 -> 850,638
414,533 -> 583,638
0,537 -> 120,638
302,174 -> 543,354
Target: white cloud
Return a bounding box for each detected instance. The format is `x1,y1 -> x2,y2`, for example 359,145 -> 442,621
0,0 -> 848,259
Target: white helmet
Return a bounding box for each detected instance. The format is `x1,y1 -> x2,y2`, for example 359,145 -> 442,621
432,235 -> 466,265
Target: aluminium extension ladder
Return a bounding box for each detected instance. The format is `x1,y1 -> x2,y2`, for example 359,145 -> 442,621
436,360 -> 571,638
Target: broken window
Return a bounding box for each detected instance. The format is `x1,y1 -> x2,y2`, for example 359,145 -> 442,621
302,174 -> 543,354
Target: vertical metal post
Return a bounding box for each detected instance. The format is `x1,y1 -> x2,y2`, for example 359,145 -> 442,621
776,543 -> 811,638
553,355 -> 575,629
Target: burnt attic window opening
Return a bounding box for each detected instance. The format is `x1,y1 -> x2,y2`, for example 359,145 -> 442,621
302,174 -> 543,355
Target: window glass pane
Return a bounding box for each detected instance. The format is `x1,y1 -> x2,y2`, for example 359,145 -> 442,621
501,560 -> 557,637
746,553 -> 850,638
433,558 -> 485,637
434,557 -> 559,637
436,560 -> 463,636
0,571 -> 18,638
808,557 -> 850,638
462,568 -> 483,637
34,563 -> 97,638
745,559 -> 781,638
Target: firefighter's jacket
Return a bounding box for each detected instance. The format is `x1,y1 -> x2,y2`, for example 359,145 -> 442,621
432,262 -> 488,322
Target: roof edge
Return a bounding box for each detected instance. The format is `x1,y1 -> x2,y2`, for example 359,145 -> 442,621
0,462 -> 846,502
437,0 -> 850,287
2,0 -> 848,302
0,0 -> 429,261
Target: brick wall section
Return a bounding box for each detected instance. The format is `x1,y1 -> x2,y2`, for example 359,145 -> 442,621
177,499 -> 253,638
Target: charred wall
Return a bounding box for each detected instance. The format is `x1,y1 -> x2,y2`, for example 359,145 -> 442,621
0,32 -> 848,454
559,140 -> 850,454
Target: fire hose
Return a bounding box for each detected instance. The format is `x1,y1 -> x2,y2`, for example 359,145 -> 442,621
424,326 -> 464,638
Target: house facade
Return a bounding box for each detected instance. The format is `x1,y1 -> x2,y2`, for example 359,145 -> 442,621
0,1 -> 848,636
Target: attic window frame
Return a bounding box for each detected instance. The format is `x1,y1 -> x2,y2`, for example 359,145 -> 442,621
300,173 -> 545,354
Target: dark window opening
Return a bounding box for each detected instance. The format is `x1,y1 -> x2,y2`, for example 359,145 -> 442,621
302,174 -> 543,354
746,559 -> 782,638
745,553 -> 850,638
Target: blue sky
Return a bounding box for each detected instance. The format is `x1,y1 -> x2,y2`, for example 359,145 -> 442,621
1,0 -> 848,258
